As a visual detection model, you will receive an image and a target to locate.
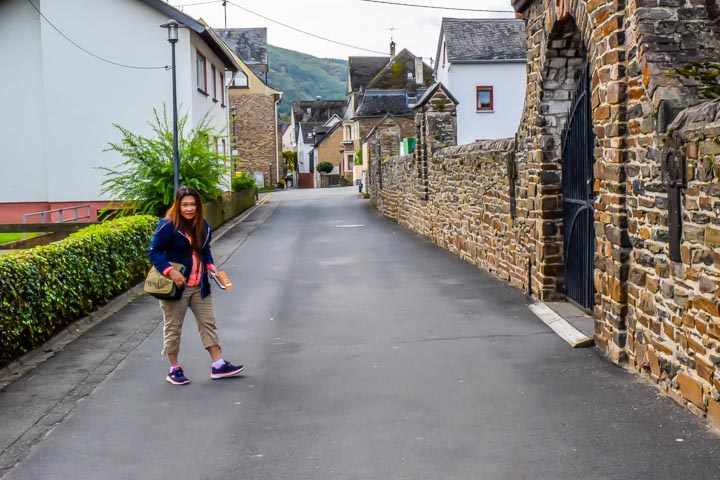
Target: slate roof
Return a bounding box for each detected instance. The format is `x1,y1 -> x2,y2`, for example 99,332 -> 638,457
437,18 -> 526,63
298,122 -> 325,143
414,82 -> 460,109
355,90 -> 412,117
348,56 -> 390,92
292,100 -> 347,123
216,28 -> 267,65
365,49 -> 435,92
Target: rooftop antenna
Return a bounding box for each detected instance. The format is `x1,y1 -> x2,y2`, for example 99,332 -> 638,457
222,0 -> 227,29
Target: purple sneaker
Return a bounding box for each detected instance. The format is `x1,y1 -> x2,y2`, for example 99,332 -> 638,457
166,366 -> 190,385
211,361 -> 245,379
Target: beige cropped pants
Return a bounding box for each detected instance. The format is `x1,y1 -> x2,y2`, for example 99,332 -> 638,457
159,285 -> 220,355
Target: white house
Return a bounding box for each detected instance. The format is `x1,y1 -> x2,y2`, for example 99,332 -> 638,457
435,18 -> 526,144
0,0 -> 240,222
296,122 -> 323,177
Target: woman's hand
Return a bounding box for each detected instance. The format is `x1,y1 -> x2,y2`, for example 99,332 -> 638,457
208,265 -> 218,275
168,268 -> 185,288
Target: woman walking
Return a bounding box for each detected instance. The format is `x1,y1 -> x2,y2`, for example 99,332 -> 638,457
148,186 -> 244,385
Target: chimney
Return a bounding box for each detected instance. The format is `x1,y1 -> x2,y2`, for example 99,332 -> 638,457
415,57 -> 424,85
390,40 -> 396,57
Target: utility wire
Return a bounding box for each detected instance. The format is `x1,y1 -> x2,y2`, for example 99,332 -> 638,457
360,0 -> 514,13
226,1 -> 388,55
25,0 -> 167,70
176,0 -> 221,7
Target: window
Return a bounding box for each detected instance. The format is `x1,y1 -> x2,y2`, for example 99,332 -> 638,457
212,65 -> 217,101
347,154 -> 354,170
220,73 -> 225,105
196,51 -> 207,93
476,86 -> 493,111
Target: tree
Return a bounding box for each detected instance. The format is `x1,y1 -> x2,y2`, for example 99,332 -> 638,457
317,161 -> 334,174
100,107 -> 228,217
282,150 -> 298,172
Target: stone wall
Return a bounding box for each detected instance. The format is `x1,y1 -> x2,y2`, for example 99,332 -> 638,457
626,100 -> 720,421
369,0 -> 720,424
230,93 -> 278,187
371,140 -> 535,291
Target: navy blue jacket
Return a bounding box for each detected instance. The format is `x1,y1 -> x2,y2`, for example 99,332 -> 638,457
147,217 -> 214,298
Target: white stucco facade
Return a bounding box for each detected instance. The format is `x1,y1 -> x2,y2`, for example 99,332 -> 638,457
436,60 -> 526,144
296,125 -> 314,174
0,0 -> 233,207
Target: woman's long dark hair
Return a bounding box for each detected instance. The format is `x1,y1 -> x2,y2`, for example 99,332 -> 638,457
166,186 -> 206,250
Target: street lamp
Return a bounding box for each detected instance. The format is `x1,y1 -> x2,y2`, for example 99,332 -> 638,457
160,19 -> 182,195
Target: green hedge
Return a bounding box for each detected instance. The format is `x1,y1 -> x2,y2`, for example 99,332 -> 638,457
0,215 -> 157,367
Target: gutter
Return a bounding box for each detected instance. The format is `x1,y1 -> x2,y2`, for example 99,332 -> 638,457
449,58 -> 526,64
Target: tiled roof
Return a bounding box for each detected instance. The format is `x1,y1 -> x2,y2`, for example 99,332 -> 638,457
298,122 -> 325,143
365,49 -> 435,92
348,56 -> 389,91
413,82 -> 459,109
355,91 -> 412,117
292,100 -> 347,123
440,18 -> 526,62
216,28 -> 268,66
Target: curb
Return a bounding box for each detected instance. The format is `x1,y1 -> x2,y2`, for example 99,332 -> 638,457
0,197 -> 271,390
529,301 -> 594,348
0,284 -> 146,391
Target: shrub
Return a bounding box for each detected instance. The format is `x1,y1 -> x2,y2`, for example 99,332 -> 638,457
317,161 -> 334,174
0,215 -> 157,367
231,171 -> 256,192
100,107 -> 228,217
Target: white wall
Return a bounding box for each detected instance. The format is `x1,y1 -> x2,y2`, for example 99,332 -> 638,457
0,0 -> 47,202
435,35 -> 449,86
446,62 -> 525,144
296,130 -> 313,174
0,0 -> 230,204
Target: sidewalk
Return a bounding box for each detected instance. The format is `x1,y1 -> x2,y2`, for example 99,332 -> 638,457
0,197 -> 277,476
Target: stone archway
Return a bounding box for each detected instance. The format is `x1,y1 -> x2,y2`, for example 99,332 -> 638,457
515,0 -> 632,361
537,18 -> 591,308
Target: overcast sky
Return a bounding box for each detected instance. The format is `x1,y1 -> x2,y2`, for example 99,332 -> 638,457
168,0 -> 516,62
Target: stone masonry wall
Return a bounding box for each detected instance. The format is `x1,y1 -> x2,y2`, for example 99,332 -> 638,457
370,0 -> 720,425
230,92 -> 278,186
627,100 -> 720,422
371,140 -> 533,290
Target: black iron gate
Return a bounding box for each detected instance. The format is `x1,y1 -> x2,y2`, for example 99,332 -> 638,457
561,63 -> 596,311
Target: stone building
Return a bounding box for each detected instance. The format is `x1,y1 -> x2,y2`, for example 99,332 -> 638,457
369,0 -> 720,424
220,28 -> 282,187
344,45 -> 435,182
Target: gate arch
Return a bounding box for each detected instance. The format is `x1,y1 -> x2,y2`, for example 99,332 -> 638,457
535,18 -> 596,310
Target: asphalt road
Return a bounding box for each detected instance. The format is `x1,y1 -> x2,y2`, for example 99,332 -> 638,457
2,187 -> 719,479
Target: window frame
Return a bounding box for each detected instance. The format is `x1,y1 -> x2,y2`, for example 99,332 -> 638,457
220,71 -> 226,106
196,51 -> 207,94
476,86 -> 494,112
211,65 -> 217,101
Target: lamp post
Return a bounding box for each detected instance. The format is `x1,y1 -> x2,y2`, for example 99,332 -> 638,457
230,105 -> 237,174
160,19 -> 181,195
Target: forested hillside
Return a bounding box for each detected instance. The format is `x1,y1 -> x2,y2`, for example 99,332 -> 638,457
268,45 -> 348,121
